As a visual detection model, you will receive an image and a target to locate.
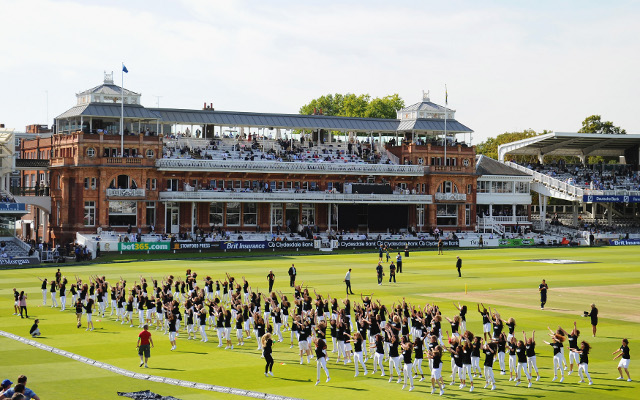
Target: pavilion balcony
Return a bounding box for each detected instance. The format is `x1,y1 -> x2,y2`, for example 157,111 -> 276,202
155,158 -> 426,176
106,188 -> 146,198
434,192 -> 467,202
158,189 -> 432,204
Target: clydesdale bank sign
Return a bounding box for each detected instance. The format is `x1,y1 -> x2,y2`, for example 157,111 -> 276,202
338,239 -> 459,249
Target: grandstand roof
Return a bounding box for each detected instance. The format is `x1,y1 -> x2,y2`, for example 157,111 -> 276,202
476,155 -> 529,176
498,132 -> 640,161
56,103 -> 162,120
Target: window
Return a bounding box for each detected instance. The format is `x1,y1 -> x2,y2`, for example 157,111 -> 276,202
146,149 -> 154,158
84,177 -> 96,189
84,201 -> 95,226
438,181 -> 458,193
167,179 -> 179,191
226,202 -> 240,225
467,184 -> 472,194
56,175 -> 61,189
243,203 -> 257,225
108,200 -> 137,226
146,178 -> 157,190
146,201 -> 156,227
515,182 -> 530,193
477,181 -> 490,193
302,181 -> 309,191
301,203 -> 315,225
234,180 -> 241,189
436,204 -> 458,226
465,204 -> 471,226
417,205 -> 425,227
209,202 -> 223,225
491,181 -> 513,193
271,203 -> 283,228
87,147 -> 96,157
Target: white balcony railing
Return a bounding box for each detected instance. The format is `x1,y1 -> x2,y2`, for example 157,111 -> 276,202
156,158 -> 426,176
106,188 -> 146,197
505,162 -> 585,199
434,192 -> 467,201
159,190 -> 432,204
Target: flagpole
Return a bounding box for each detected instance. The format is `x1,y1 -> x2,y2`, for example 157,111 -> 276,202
120,63 -> 124,157
444,84 -> 447,167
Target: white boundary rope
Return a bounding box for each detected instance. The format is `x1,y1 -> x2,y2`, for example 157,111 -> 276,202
0,330 -> 302,400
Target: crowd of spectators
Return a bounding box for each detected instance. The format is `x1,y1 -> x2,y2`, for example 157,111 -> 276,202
523,161 -> 640,192
0,375 -> 39,400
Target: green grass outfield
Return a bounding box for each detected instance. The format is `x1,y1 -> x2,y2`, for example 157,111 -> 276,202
0,246 -> 638,399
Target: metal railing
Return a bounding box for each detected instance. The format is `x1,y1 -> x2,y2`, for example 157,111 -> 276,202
159,190 -> 433,204
505,162 -> 584,199
434,192 -> 467,201
156,158 -> 426,175
106,188 -> 146,197
10,187 -> 50,197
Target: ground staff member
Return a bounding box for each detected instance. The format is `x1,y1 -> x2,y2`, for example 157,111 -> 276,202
137,324 -> 154,368
344,269 -> 354,295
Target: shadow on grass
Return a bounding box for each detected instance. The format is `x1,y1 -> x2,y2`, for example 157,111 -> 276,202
276,377 -> 311,383
152,367 -> 185,372
176,350 -> 208,355
92,329 -> 119,334
326,385 -> 366,391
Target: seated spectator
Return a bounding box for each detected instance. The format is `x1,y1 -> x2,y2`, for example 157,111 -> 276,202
0,376 -> 38,400
0,380 -> 12,394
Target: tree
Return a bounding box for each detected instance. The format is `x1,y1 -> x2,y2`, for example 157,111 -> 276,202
578,115 -> 626,134
476,129 -> 543,161
365,94 -> 405,119
299,93 -> 404,119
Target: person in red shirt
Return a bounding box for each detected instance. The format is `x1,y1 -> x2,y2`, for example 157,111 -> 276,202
137,324 -> 154,368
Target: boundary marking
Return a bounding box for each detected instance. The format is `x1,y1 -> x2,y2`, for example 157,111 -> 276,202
0,330 -> 302,400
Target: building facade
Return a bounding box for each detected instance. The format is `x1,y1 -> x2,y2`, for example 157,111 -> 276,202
40,76 -> 482,243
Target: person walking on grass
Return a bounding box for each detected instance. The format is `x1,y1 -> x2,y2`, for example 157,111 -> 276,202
612,338 -> 631,382
13,288 -> 19,315
85,298 -> 95,331
539,279 -> 548,310
456,256 -> 462,277
267,270 -> 275,293
376,262 -> 384,285
137,324 -> 154,368
344,269 -> 354,295
18,291 -> 28,319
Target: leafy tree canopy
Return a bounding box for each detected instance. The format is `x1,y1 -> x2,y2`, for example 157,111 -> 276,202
299,93 -> 404,120
476,129 -> 544,162
578,115 -> 626,134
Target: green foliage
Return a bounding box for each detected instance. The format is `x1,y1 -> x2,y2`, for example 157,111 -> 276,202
299,93 -> 404,120
578,115 -> 626,134
476,129 -> 544,162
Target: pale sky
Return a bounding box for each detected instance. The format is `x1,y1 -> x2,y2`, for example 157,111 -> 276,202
2,0 -> 639,143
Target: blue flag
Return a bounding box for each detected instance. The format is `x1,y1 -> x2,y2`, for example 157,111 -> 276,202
122,64 -> 128,73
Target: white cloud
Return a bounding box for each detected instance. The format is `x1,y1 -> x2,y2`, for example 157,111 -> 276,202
0,0 -> 638,141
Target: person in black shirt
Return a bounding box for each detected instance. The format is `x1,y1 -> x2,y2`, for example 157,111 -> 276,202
262,333 -> 274,376
456,256 -> 462,277
84,299 -> 95,331
426,345 -> 445,396
543,334 -> 566,382
612,338 -> 631,381
539,279 -> 548,309
401,340 -> 414,391
507,336 -> 518,381
266,271 -> 275,293
523,331 -> 540,381
37,278 -> 48,306
75,299 -> 84,328
288,264 -> 296,287
587,303 -> 598,337
482,342 -> 496,390
453,302 -> 467,332
571,341 -> 593,385
413,336 -> 425,382
314,338 -> 330,385
388,262 -> 396,283
505,317 -> 516,342
515,340 -> 532,387
563,321 -> 580,375
348,332 -> 368,377
375,262 -> 384,285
